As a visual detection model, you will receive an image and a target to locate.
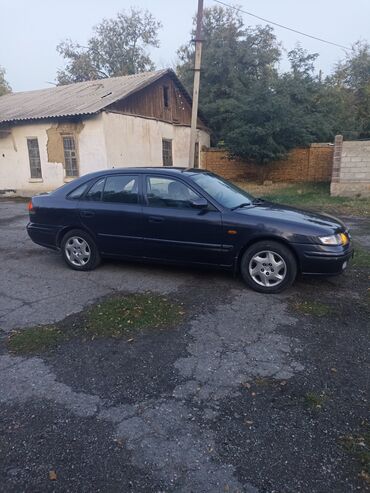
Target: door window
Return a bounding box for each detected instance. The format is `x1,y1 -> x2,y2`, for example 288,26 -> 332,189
102,175 -> 139,204
146,177 -> 200,209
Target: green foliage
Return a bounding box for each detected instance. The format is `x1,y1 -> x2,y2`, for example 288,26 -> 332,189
339,424 -> 370,479
56,8 -> 162,85
84,293 -> 184,338
0,65 -> 11,96
292,300 -> 332,317
177,6 -> 281,149
235,181 -> 370,217
304,392 -> 327,409
8,326 -> 64,354
7,293 -> 185,354
352,243 -> 370,269
329,41 -> 370,138
177,6 -> 370,162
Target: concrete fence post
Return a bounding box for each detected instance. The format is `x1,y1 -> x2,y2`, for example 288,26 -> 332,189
331,135 -> 343,184
330,135 -> 343,196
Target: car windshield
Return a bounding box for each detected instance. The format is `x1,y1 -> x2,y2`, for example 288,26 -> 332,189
188,172 -> 254,209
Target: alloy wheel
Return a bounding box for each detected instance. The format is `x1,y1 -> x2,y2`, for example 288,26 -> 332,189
248,250 -> 287,288
64,236 -> 91,267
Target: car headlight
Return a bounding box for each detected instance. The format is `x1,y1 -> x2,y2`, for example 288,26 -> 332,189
318,233 -> 349,246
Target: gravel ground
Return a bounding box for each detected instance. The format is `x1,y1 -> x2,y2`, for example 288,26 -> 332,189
0,200 -> 369,492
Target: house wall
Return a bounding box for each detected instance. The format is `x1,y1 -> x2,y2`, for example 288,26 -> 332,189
102,112 -> 210,168
0,111 -> 211,195
331,136 -> 370,197
107,74 -> 206,130
201,144 -> 334,183
0,115 -> 107,196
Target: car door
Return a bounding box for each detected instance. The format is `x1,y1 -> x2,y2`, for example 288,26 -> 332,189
78,174 -> 144,257
142,174 -> 225,265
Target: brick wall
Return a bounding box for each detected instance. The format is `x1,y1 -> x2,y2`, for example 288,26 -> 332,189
201,144 -> 333,183
330,137 -> 370,197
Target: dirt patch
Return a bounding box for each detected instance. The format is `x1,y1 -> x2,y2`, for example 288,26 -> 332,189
6,293 -> 185,355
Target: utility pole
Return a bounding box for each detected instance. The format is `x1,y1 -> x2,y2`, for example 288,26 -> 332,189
188,0 -> 204,168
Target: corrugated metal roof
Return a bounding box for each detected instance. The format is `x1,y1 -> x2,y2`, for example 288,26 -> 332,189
0,69 -> 171,124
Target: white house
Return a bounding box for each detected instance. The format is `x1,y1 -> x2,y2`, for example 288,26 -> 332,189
0,69 -> 210,196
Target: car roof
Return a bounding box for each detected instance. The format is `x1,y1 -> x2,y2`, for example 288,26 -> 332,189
51,166 -> 212,196
82,166 -> 210,179
100,167 -> 204,173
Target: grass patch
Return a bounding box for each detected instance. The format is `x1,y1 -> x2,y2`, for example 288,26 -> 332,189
84,293 -> 184,338
339,424 -> 370,483
292,300 -> 332,317
305,392 -> 327,409
8,325 -> 65,355
352,242 -> 370,269
235,182 -> 370,217
6,293 -> 185,354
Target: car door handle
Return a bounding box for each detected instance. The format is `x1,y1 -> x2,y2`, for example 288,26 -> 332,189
80,210 -> 95,218
148,216 -> 164,223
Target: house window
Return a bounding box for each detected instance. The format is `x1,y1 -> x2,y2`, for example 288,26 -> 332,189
27,138 -> 42,179
162,139 -> 173,166
163,85 -> 170,108
63,136 -> 78,177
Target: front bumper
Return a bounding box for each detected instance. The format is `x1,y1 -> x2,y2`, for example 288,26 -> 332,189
293,243 -> 354,276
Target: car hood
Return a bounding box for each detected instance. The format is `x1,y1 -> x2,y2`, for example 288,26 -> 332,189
236,201 -> 346,234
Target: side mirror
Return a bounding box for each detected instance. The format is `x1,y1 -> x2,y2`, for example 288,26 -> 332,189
190,197 -> 208,209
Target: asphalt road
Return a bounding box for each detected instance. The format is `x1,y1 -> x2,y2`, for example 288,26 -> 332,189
0,200 -> 369,492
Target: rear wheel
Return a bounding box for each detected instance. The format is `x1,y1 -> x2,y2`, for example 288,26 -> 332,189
240,240 -> 297,293
61,229 -> 101,271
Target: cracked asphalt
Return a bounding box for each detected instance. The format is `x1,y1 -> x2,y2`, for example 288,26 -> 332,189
0,200 -> 369,492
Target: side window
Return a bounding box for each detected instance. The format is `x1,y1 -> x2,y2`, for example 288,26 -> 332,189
102,175 -> 139,204
146,177 -> 200,209
67,182 -> 90,200
84,178 -> 105,201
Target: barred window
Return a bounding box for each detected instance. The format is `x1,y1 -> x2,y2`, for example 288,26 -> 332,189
63,136 -> 78,177
27,138 -> 42,179
162,139 -> 173,166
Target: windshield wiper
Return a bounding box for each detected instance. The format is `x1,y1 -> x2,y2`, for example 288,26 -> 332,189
252,198 -> 266,205
230,202 -> 250,211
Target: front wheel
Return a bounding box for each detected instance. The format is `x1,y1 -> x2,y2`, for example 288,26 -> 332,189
61,229 -> 101,271
240,240 -> 297,293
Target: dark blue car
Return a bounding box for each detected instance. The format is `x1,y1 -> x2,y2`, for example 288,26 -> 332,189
27,167 -> 353,293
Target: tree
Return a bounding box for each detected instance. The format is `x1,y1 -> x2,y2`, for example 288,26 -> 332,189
177,7 -> 339,163
225,45 -> 346,163
56,8 -> 162,85
0,66 -> 11,96
329,41 -> 370,137
177,6 -> 281,146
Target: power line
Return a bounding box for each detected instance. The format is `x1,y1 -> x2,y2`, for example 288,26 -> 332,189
212,0 -> 351,51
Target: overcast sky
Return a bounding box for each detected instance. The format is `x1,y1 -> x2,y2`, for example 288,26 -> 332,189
1,0 -> 369,92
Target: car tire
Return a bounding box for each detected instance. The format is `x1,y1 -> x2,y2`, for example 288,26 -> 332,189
240,240 -> 297,293
61,229 -> 101,271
